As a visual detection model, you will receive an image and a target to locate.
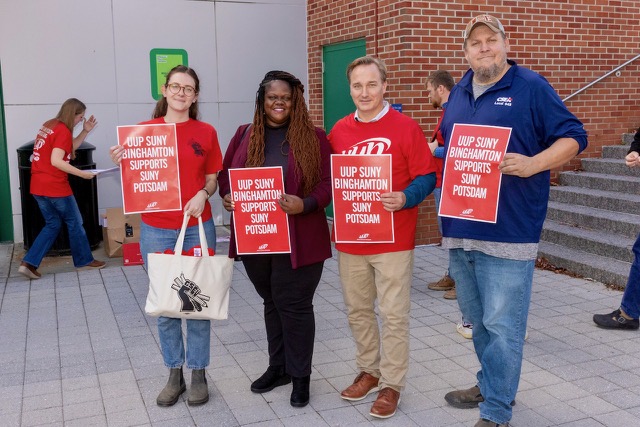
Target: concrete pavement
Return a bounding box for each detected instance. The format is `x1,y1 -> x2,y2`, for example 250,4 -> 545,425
1,235 -> 640,426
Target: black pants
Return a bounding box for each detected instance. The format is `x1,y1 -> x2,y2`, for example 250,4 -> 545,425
242,254 -> 323,377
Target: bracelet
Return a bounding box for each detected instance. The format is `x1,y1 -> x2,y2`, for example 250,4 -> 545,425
201,187 -> 210,198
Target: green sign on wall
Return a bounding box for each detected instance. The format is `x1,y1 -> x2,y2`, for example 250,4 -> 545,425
150,48 -> 188,100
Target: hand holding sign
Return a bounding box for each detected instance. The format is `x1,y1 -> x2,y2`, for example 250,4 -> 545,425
222,193 -> 235,211
499,153 -> 537,178
380,191 -> 406,212
278,194 -> 304,215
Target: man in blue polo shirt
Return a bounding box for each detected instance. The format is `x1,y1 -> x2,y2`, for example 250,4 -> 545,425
439,14 -> 588,427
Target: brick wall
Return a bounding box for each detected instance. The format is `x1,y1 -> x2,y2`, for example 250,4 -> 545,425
308,0 -> 640,245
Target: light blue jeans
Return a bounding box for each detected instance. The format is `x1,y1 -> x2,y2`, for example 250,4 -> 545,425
621,233 -> 640,319
449,249 -> 534,424
24,195 -> 94,268
140,218 -> 216,369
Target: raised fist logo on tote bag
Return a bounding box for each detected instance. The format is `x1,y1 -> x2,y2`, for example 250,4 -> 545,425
145,214 -> 234,320
172,273 -> 210,313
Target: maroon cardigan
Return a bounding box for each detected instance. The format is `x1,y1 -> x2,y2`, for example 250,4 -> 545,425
218,124 -> 332,269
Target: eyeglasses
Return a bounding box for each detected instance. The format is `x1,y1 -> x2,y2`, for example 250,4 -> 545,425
167,83 -> 196,97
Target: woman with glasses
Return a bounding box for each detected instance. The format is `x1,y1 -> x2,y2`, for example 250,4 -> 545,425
19,98 -> 105,279
218,70 -> 332,408
110,65 -> 223,407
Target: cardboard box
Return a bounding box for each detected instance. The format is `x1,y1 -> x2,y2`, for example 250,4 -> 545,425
102,208 -> 141,258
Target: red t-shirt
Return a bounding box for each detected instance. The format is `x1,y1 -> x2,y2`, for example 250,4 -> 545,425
328,108 -> 436,255
30,120 -> 73,197
140,118 -> 223,229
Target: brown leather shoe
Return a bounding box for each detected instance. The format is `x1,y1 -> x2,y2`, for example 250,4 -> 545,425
84,260 -> 106,269
427,274 -> 455,291
443,285 -> 457,300
18,261 -> 41,279
340,372 -> 379,401
369,387 -> 400,419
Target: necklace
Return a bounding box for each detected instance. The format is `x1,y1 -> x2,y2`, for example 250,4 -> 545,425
280,139 -> 290,156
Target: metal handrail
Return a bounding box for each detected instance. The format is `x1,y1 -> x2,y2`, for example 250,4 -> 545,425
562,53 -> 640,102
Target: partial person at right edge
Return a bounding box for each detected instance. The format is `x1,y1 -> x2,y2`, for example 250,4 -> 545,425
593,125 -> 640,330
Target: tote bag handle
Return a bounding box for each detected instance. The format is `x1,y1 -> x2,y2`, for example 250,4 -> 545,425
173,213 -> 209,257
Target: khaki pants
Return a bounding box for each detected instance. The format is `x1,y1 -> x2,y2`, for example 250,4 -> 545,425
338,250 -> 413,391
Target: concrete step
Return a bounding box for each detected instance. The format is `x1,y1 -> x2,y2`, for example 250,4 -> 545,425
541,219 -> 634,263
549,185 -> 640,215
558,171 -> 640,195
546,200 -> 640,238
538,241 -> 630,287
581,158 -> 640,177
602,145 -> 631,159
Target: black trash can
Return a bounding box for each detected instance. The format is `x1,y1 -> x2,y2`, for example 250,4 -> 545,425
17,140 -> 101,256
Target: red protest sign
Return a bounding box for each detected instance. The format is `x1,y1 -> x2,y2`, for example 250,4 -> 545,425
117,124 -> 181,214
331,154 -> 394,243
229,167 -> 291,255
439,124 -> 511,223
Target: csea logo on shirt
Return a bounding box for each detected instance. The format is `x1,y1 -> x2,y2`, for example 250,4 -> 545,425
341,137 -> 391,155
494,96 -> 512,107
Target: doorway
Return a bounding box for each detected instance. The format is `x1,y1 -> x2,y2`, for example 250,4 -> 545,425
0,62 -> 13,242
322,39 -> 366,132
322,39 -> 366,218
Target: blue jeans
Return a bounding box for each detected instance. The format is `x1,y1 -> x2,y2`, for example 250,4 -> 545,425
621,233 -> 640,319
449,249 -> 534,424
23,195 -> 94,268
141,218 -> 216,369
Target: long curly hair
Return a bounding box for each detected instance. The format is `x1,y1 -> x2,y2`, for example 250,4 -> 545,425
246,70 -> 321,196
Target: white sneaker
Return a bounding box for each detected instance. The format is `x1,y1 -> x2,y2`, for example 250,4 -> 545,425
456,322 -> 473,339
455,322 -> 529,341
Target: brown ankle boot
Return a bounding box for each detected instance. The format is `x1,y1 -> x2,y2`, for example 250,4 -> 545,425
188,369 -> 209,406
156,368 -> 186,406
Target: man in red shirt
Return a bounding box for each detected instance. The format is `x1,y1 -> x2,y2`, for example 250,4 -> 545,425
328,56 -> 436,419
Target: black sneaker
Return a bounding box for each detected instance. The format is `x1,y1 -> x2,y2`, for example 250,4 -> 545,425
593,309 -> 639,330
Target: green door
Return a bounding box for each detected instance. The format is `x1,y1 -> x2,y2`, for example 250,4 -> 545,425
0,62 -> 13,242
323,39 -> 366,218
322,39 -> 366,132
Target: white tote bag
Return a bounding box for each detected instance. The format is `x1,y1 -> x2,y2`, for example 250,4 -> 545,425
145,214 -> 234,320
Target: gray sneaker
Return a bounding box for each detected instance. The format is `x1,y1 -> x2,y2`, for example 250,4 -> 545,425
475,419 -> 509,427
445,385 -> 515,409
445,385 -> 483,408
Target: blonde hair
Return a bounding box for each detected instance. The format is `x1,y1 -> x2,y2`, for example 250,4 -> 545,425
346,56 -> 387,83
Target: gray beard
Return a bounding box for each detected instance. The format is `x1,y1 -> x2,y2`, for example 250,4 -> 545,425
474,62 -> 506,84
